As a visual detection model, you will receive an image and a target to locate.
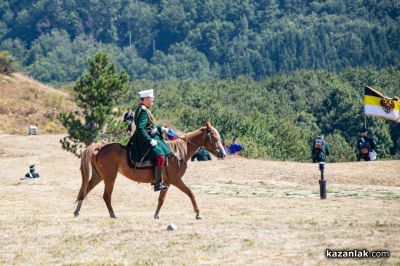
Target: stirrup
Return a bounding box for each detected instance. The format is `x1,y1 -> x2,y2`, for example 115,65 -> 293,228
154,183 -> 168,191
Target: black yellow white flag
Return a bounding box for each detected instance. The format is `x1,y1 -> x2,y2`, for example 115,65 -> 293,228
364,86 -> 399,121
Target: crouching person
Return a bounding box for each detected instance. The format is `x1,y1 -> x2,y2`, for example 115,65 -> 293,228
22,164 -> 40,180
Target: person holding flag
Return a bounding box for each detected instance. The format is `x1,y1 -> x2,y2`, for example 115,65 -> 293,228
357,128 -> 376,161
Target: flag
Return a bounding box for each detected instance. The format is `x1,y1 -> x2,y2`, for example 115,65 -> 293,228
364,86 -> 400,122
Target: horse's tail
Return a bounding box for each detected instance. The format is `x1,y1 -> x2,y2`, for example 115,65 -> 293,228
76,143 -> 99,202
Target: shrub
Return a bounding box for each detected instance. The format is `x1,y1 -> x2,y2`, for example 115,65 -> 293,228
0,51 -> 17,75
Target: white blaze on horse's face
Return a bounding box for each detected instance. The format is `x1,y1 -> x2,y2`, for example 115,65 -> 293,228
206,127 -> 227,159
216,139 -> 227,159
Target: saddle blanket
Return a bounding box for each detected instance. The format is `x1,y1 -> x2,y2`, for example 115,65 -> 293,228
130,160 -> 154,169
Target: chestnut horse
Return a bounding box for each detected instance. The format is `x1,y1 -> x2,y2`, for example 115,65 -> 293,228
73,122 -> 226,219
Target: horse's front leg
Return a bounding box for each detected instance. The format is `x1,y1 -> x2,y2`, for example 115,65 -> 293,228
173,179 -> 201,220
154,188 -> 169,219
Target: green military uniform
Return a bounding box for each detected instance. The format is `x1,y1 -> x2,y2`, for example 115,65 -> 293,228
191,147 -> 212,161
25,171 -> 40,178
130,104 -> 171,163
312,136 -> 330,163
24,165 -> 40,179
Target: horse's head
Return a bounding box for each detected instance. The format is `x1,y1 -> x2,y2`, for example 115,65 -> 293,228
201,122 -> 227,159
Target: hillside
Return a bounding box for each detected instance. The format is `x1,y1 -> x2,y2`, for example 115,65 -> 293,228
1,67 -> 398,162
0,73 -> 77,134
1,0 -> 399,84
0,133 -> 399,264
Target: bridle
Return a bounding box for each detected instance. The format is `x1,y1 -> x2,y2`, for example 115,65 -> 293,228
203,128 -> 221,151
174,134 -> 201,148
203,128 -> 226,158
176,128 -> 223,156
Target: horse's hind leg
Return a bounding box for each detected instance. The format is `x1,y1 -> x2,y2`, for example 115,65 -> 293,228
103,173 -> 117,218
74,170 -> 102,217
173,179 -> 201,220
154,188 -> 169,219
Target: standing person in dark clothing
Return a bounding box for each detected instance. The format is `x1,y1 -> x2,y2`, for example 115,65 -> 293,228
357,128 -> 376,161
123,108 -> 134,135
311,135 -> 330,163
312,135 -> 330,199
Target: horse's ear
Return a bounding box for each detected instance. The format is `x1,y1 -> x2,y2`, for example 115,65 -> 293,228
206,121 -> 212,129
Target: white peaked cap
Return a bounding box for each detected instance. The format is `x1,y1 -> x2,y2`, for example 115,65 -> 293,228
138,89 -> 154,98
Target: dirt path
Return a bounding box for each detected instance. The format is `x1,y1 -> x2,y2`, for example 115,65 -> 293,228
0,134 -> 399,265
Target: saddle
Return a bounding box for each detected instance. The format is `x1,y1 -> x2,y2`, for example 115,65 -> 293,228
126,147 -> 154,169
126,147 -> 172,169
130,159 -> 154,169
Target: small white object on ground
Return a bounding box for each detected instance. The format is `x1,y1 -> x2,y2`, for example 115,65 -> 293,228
167,223 -> 177,231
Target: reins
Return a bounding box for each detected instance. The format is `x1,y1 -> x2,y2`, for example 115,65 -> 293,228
176,129 -> 219,149
175,134 -> 202,148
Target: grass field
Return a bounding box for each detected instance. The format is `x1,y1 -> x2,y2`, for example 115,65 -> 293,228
0,133 -> 399,265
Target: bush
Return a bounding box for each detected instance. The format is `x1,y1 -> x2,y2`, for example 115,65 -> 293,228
0,51 -> 17,75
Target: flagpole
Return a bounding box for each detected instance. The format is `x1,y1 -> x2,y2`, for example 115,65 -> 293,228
364,115 -> 367,128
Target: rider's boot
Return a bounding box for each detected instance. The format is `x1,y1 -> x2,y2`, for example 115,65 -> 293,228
154,166 -> 168,192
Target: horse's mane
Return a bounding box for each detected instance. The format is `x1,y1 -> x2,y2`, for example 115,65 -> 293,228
166,129 -> 204,161
166,138 -> 189,161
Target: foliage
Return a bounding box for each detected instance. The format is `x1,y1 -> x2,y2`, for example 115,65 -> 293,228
126,66 -> 400,162
325,131 -> 357,163
1,0 -> 399,162
100,110 -> 131,145
59,51 -> 129,157
0,0 -> 399,83
0,50 -> 17,75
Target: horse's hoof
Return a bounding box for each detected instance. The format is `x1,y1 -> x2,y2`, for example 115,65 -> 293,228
154,214 -> 160,219
110,213 -> 117,219
196,215 -> 202,220
74,212 -> 79,217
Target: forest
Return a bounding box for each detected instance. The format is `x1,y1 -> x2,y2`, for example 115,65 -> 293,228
1,0 -> 399,161
0,0 -> 399,84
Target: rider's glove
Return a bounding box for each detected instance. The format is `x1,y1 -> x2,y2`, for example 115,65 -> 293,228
150,139 -> 157,147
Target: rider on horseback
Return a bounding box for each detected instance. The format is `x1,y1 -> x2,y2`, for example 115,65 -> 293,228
130,89 -> 173,191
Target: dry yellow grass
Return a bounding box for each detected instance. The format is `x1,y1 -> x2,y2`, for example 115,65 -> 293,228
0,73 -> 77,134
0,133 -> 399,265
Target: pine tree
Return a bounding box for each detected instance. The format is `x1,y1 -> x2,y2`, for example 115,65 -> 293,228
59,51 -> 129,157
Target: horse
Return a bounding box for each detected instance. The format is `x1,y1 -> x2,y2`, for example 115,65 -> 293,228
73,122 -> 226,219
